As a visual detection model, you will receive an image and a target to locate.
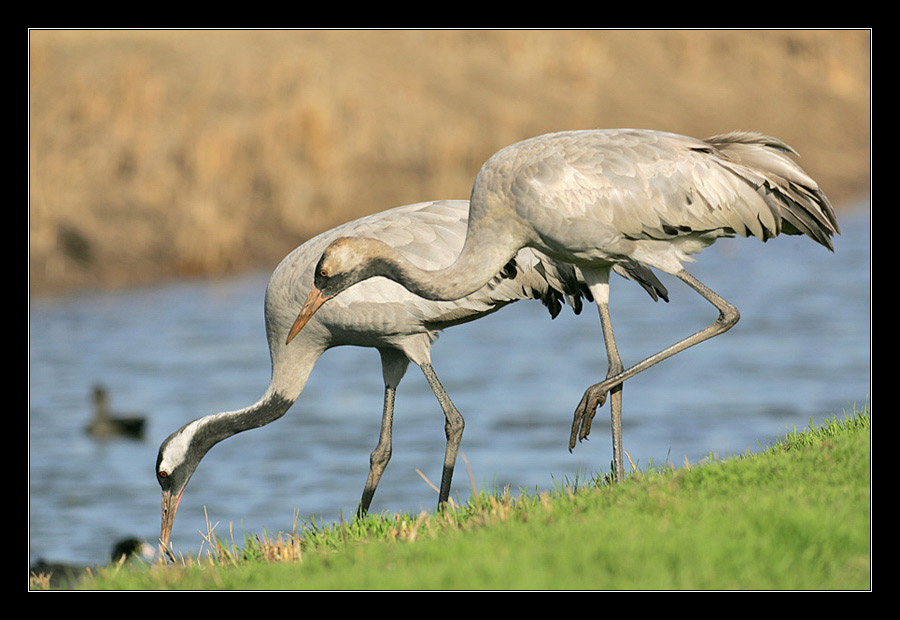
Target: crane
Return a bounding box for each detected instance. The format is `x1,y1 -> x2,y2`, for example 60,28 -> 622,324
288,129 -> 840,483
155,199 -> 668,551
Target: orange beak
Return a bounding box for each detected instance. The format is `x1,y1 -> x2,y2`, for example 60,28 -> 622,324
159,487 -> 183,561
286,287 -> 331,344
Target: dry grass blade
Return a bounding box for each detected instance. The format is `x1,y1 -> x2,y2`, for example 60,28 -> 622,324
415,468 -> 440,494
158,538 -> 178,565
460,452 -> 480,508
197,506 -> 229,564
29,572 -> 51,590
625,450 -> 637,473
414,469 -> 457,509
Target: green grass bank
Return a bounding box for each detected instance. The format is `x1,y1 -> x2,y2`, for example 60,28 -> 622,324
62,409 -> 871,591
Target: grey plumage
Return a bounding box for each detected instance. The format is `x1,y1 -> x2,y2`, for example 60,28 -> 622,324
295,128 -> 839,485
157,199 -> 634,549
469,129 -> 838,269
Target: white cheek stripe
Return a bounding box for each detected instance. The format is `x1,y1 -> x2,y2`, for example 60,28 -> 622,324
159,419 -> 206,472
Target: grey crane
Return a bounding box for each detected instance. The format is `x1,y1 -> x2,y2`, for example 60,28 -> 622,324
288,129 -> 840,484
155,199 -> 668,550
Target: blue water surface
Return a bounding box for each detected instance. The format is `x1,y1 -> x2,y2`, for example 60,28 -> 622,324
29,200 -> 871,567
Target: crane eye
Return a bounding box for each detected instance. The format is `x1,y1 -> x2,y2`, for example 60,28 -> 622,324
159,470 -> 168,478
319,269 -> 328,278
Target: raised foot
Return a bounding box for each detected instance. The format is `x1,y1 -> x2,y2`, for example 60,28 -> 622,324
568,382 -> 609,451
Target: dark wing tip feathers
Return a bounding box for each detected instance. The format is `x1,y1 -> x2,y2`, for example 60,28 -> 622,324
614,261 -> 670,303
707,131 -> 840,251
499,253 -> 668,323
499,256 -> 586,319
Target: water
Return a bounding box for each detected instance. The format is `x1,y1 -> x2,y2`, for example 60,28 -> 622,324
29,201 -> 871,567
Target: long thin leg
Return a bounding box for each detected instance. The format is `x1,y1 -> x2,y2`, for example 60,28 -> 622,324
599,302 -> 625,483
576,268 -> 626,482
357,348 -> 408,517
357,385 -> 396,517
420,363 -> 464,509
570,268 -> 740,452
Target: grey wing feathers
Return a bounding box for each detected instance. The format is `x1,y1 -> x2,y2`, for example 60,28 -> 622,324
508,129 -> 839,254
364,201 -> 468,271
359,201 -> 595,318
495,248 -> 668,320
611,261 -> 669,303
339,201 -> 468,270
495,250 -> 589,318
608,130 -> 840,251
703,131 -> 841,250
269,200 -> 466,304
345,199 -> 668,316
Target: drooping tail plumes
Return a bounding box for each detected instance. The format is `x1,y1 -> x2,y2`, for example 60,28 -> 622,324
705,131 -> 841,250
496,248 -> 669,321
491,249 -> 588,318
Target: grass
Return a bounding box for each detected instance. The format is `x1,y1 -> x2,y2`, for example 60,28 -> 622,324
50,407 -> 869,591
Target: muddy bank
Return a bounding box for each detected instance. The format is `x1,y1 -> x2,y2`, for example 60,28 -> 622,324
29,30 -> 870,297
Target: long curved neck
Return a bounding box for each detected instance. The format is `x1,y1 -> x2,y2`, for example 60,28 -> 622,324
191,389 -> 295,455
187,346 -> 321,457
374,207 -> 527,302
159,343 -> 324,485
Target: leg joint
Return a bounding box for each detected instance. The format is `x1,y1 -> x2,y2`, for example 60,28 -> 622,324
607,359 -> 624,377
444,412 -> 465,437
717,303 -> 740,329
369,446 -> 391,469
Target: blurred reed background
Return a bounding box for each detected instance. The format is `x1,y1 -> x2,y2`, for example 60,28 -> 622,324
29,29 -> 870,297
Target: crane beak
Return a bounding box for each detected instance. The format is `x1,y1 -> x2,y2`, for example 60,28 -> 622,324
159,488 -> 183,559
286,287 -> 331,344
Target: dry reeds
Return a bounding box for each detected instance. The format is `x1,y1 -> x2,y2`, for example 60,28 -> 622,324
29,30 -> 871,296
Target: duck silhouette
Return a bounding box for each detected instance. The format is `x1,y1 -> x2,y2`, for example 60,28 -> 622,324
85,385 -> 146,440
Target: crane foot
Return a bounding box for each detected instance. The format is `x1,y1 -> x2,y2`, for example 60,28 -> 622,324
568,383 -> 608,451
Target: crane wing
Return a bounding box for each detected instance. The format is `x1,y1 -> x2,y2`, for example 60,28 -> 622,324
508,129 -> 839,251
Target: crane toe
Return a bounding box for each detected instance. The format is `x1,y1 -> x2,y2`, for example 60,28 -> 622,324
568,383 -> 608,450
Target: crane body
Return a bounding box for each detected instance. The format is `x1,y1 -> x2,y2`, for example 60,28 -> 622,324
293,129 -> 839,483
156,199 -> 653,550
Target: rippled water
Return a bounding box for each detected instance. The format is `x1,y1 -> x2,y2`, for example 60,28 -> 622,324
29,201 -> 870,567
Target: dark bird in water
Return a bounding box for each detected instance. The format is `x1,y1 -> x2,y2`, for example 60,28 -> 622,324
85,385 -> 146,440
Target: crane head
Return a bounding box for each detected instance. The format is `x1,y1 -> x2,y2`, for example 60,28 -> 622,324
155,424 -> 205,556
285,286 -> 332,344
286,237 -> 395,344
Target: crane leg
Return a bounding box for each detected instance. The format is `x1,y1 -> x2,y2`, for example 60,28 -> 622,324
421,363 -> 465,510
357,385 -> 397,517
569,268 -> 740,465
593,301 -> 625,483
357,348 -> 409,517
576,268 -> 626,483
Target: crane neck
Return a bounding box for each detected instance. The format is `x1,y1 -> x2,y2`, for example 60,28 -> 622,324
191,339 -> 324,454
190,389 -> 295,456
373,213 -> 526,302
158,344 -> 322,481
